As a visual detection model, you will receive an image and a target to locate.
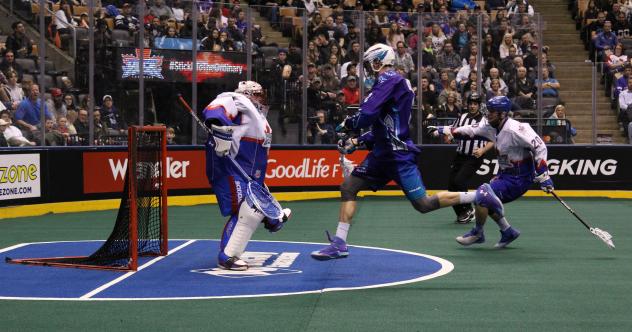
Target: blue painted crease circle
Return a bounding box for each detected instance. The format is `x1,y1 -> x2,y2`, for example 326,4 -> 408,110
0,240 -> 454,300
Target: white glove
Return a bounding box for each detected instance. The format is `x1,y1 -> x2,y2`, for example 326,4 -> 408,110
534,172 -> 554,193
210,124 -> 233,157
428,126 -> 453,140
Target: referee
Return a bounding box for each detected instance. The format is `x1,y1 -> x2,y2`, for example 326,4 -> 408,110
449,93 -> 494,223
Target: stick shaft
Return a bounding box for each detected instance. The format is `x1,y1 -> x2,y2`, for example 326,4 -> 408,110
551,191 -> 591,230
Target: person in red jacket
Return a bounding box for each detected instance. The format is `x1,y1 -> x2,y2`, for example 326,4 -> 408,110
341,75 -> 360,105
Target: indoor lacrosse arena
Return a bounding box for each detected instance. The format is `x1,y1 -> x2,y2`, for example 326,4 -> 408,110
1,1 -> 631,331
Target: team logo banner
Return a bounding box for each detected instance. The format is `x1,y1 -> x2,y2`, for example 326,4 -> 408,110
117,48 -> 247,84
0,154 -> 41,201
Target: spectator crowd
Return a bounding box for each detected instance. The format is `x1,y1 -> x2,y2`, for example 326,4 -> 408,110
0,0 -> 581,146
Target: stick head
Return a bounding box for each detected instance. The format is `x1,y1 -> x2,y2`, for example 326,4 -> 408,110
590,227 -> 615,249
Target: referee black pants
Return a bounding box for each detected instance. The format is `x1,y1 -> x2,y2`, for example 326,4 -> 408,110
448,154 -> 484,216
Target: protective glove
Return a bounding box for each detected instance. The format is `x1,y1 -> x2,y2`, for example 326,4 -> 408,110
338,136 -> 358,155
210,124 -> 233,157
427,125 -> 453,140
534,172 -> 554,193
335,114 -> 359,133
263,208 -> 291,232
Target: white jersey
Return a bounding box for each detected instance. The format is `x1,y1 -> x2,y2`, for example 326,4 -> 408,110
453,117 -> 547,172
207,92 -> 272,157
204,92 -> 272,182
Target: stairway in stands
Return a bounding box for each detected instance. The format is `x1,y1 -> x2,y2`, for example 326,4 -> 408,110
244,3 -> 291,49
531,0 -> 625,143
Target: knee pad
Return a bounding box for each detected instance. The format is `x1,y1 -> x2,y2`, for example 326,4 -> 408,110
222,200 -> 264,258
412,195 -> 440,214
474,183 -> 505,217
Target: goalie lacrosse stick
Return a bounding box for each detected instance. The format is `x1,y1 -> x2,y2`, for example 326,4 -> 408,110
551,191 -> 615,249
177,95 -> 284,220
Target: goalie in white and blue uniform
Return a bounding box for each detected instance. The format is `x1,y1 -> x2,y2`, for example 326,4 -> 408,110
431,96 -> 555,248
203,81 -> 291,271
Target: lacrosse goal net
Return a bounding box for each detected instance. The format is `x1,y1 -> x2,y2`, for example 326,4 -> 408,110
6,126 -> 168,271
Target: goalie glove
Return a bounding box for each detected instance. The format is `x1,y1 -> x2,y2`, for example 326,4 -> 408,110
338,136 -> 359,155
534,172 -> 554,193
210,124 -> 233,157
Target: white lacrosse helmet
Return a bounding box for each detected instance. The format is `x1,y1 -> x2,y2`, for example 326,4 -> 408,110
363,43 -> 396,72
235,80 -> 267,113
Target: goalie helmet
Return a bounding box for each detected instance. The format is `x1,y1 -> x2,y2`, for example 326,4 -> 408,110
363,43 -> 396,72
235,80 -> 263,96
235,80 -> 267,113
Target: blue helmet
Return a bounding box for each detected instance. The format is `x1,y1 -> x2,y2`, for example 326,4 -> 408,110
486,96 -> 512,113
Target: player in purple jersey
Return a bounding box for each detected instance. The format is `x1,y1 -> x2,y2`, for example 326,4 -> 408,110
311,44 -> 478,260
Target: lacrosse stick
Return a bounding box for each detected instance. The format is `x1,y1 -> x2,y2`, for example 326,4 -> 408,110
336,132 -> 356,178
551,191 -> 615,249
177,95 -> 284,219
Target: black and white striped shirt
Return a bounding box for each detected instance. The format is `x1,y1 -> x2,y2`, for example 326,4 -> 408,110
452,112 -> 486,156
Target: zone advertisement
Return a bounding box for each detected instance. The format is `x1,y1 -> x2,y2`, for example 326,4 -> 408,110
82,150 -> 368,194
0,154 -> 41,201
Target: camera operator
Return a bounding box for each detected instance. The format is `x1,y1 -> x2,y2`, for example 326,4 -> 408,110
307,109 -> 335,144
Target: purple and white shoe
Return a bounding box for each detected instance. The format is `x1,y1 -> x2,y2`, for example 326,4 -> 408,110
311,231 -> 349,260
456,227 -> 486,246
495,226 -> 521,248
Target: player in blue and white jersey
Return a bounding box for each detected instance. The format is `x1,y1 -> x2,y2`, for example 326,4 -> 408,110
203,81 -> 291,271
431,96 -> 555,248
311,44 -> 478,260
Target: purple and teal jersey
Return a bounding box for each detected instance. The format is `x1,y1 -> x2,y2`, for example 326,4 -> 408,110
347,70 -> 419,160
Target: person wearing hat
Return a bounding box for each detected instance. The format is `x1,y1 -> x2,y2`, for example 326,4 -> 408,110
101,95 -> 127,135
341,75 -> 359,105
115,3 -> 140,32
46,88 -> 66,121
319,64 -> 340,93
0,110 -> 35,146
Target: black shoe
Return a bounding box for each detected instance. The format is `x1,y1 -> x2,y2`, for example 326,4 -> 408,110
456,209 -> 475,224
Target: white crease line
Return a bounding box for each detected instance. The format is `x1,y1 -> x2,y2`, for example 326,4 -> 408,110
80,240 -> 196,299
0,243 -> 30,254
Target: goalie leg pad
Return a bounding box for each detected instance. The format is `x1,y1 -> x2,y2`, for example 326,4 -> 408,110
221,200 -> 264,259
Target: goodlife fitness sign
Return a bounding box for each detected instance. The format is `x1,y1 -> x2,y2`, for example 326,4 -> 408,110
82,150 -> 368,194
